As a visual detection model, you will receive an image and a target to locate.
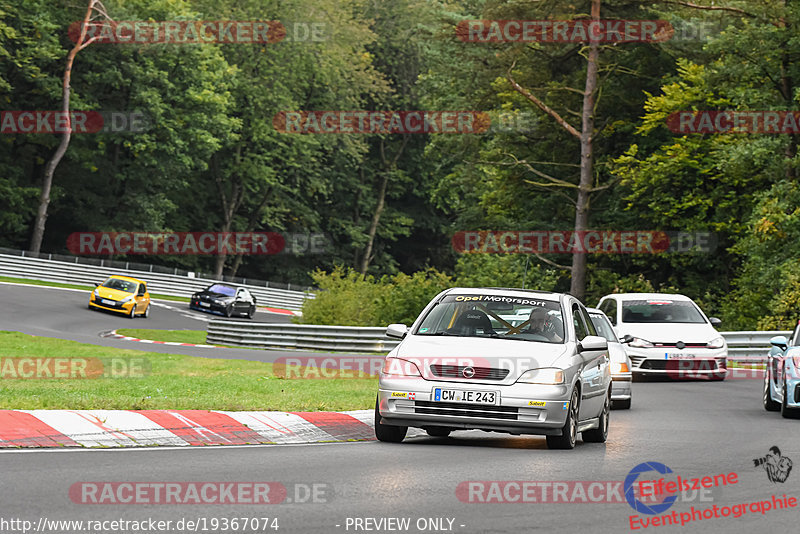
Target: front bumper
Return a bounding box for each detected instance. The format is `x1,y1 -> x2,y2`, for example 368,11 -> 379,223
611,374 -> 632,401
377,377 -> 573,436
89,295 -> 133,315
626,347 -> 727,376
190,299 -> 227,315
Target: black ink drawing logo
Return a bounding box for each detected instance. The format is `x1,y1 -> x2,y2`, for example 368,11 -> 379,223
753,446 -> 793,483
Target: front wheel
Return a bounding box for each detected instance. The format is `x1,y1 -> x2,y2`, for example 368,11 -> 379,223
546,387 -> 579,450
781,381 -> 800,419
143,304 -> 150,318
764,368 -> 780,412
582,392 -> 610,443
246,305 -> 255,319
128,304 -> 136,319
225,305 -> 233,318
612,398 -> 631,410
374,397 -> 407,443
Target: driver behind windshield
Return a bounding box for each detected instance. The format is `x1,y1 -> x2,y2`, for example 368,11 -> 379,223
525,307 -> 563,342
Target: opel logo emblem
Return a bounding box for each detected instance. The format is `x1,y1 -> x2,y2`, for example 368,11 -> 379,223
462,366 -> 475,379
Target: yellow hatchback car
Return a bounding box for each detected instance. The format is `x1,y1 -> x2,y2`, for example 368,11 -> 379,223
88,275 -> 151,318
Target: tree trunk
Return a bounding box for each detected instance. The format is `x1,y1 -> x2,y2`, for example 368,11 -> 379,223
359,171 -> 389,274
569,0 -> 601,300
29,0 -> 100,253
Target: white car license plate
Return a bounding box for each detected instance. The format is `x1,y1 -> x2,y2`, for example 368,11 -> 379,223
666,353 -> 694,359
200,302 -> 211,307
433,388 -> 499,405
101,299 -> 115,306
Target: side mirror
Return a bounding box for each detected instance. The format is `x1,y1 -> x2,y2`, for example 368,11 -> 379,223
770,335 -> 788,351
620,334 -> 634,344
709,317 -> 722,326
386,324 -> 408,339
579,335 -> 608,352
94,282 -> 99,288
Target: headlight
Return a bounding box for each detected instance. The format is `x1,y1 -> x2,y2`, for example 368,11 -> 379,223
120,295 -> 133,303
381,358 -> 422,377
629,337 -> 654,348
706,336 -> 725,349
93,289 -> 99,297
611,362 -> 630,374
517,368 -> 565,385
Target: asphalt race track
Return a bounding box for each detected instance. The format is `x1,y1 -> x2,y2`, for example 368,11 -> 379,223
1,283 -> 798,533
0,282 -> 355,363
0,379 -> 797,533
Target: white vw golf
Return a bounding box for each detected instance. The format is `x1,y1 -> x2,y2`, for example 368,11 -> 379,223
375,288 -> 612,449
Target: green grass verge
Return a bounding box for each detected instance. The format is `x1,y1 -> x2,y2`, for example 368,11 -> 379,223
0,331 -> 376,411
116,329 -> 208,345
0,275 -> 189,303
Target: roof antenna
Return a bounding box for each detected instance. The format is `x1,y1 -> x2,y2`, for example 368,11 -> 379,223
522,255 -> 530,289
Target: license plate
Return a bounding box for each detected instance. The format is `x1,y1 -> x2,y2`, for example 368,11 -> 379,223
666,353 -> 695,359
433,388 -> 499,405
200,302 -> 210,307
101,299 -> 115,306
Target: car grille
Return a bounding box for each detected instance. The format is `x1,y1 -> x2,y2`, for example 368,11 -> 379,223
652,342 -> 707,348
629,355 -> 647,369
429,365 -> 509,380
413,400 -> 518,420
96,298 -> 122,308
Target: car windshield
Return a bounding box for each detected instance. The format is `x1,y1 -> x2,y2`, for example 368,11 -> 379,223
589,313 -> 616,342
102,278 -> 137,293
415,294 -> 565,343
621,299 -> 706,324
206,284 -> 236,297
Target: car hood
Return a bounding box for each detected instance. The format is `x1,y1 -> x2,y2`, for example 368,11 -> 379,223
394,335 -> 569,383
615,323 -> 720,343
96,288 -> 134,301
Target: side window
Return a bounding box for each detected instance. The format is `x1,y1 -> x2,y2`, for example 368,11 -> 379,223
791,322 -> 800,347
137,284 -> 146,296
580,307 -> 598,336
599,298 -> 617,325
572,304 -> 588,341
242,289 -> 252,300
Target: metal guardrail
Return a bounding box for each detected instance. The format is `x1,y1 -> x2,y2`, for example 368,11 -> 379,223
720,330 -> 789,363
0,252 -> 313,312
206,323 -> 790,357
207,321 -> 401,352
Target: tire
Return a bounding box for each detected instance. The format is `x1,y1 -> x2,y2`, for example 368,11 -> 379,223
583,391 -> 610,443
425,427 -> 451,438
374,397 -> 407,443
781,380 -> 800,419
764,368 -> 780,412
225,305 -> 233,318
547,387 -> 579,450
246,305 -> 255,319
128,304 -> 136,319
612,398 -> 631,410
143,304 -> 150,319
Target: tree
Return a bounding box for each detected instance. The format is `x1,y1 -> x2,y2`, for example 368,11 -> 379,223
29,0 -> 112,253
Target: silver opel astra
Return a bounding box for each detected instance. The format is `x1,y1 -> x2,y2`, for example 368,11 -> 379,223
375,288 -> 612,449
